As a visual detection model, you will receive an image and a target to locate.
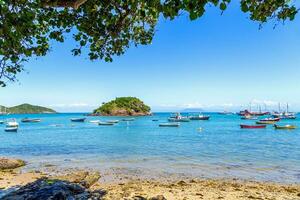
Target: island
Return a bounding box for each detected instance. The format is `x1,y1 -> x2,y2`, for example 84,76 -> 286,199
92,97 -> 151,116
0,103 -> 56,114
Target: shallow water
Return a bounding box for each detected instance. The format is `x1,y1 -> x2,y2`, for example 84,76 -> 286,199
0,113 -> 300,183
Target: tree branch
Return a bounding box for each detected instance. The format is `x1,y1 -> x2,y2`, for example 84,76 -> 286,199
42,0 -> 88,9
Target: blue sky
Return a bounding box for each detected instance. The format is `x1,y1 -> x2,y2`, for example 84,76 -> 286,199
1,3 -> 300,112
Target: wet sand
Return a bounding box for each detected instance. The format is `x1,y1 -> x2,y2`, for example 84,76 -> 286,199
1,168 -> 300,200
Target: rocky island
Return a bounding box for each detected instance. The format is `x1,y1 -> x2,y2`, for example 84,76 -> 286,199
92,97 -> 151,116
0,103 -> 56,114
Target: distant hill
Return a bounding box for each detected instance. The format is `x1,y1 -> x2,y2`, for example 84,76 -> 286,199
93,97 -> 151,116
0,104 -> 56,114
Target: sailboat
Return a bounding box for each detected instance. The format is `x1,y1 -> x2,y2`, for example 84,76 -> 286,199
272,103 -> 296,119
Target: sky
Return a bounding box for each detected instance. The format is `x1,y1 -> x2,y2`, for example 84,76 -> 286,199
1,3 -> 300,112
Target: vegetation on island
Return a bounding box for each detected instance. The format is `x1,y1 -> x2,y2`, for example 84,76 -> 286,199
0,103 -> 56,114
1,0 -> 298,86
93,97 -> 151,116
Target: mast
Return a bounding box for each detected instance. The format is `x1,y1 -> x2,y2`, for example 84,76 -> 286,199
287,103 -> 289,113
278,103 -> 281,112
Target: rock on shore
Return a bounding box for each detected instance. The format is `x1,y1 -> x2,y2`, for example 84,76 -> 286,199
1,178 -> 105,200
0,158 -> 25,170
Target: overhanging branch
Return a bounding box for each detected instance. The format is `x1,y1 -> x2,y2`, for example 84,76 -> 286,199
42,0 -> 88,9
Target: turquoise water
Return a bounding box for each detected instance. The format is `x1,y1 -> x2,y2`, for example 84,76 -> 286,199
0,113 -> 300,183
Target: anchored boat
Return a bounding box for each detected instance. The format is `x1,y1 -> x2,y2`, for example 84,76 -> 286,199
21,118 -> 41,123
70,118 -> 86,122
159,123 -> 180,127
274,124 -> 297,130
89,120 -> 100,123
241,115 -> 258,120
189,115 -> 210,120
6,119 -> 19,127
5,127 -> 18,132
240,124 -> 266,129
260,117 -> 280,122
98,121 -> 115,126
256,121 -> 275,125
122,118 -> 135,121
107,120 -> 119,123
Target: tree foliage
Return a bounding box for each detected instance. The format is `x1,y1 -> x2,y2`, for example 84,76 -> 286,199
0,0 -> 298,86
94,97 -> 151,115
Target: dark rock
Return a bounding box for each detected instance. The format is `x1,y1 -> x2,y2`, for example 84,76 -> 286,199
1,178 -> 92,200
132,196 -> 147,200
80,172 -> 101,188
149,195 -> 167,200
0,158 -> 25,170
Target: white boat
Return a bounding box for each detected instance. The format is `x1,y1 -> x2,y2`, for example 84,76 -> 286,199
89,120 -> 100,123
107,120 -> 119,123
0,120 -> 4,124
6,119 -> 19,127
121,118 -> 135,121
159,122 -> 180,127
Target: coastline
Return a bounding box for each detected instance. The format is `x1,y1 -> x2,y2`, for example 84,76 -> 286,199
1,160 -> 300,199
1,167 -> 300,199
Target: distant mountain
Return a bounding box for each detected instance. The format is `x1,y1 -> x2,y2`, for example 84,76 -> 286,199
181,108 -> 204,112
0,104 -> 56,114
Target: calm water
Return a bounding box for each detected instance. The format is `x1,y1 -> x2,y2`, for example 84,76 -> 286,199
0,113 -> 300,183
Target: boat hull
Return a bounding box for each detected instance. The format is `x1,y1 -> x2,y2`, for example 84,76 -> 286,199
5,127 -> 18,132
240,124 -> 266,129
70,118 -> 86,122
189,116 -> 210,120
274,125 -> 296,130
256,121 -> 275,125
159,123 -> 180,127
98,122 -> 114,126
21,118 -> 41,123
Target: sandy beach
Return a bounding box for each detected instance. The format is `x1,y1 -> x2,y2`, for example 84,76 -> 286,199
1,167 -> 300,200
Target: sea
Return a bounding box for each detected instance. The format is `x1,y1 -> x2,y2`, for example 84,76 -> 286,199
0,112 -> 300,183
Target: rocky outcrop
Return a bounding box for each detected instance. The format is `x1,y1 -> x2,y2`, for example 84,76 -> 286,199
53,170 -> 101,188
93,97 -> 151,116
0,158 -> 25,170
1,178 -> 106,200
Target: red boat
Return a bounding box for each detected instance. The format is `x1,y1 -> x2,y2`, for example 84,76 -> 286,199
240,124 -> 266,129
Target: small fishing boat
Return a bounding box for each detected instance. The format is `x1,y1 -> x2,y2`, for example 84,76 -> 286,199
159,123 -> 180,127
256,121 -> 275,125
107,120 -> 119,123
21,118 -> 41,123
240,124 -> 266,129
168,117 -> 190,122
121,118 -> 135,121
6,119 -> 19,127
5,127 -> 18,132
70,118 -> 86,122
274,124 -> 297,130
0,120 -> 4,124
152,119 -> 159,121
189,115 -> 210,120
89,120 -> 100,123
260,117 -> 280,122
241,114 -> 257,120
98,121 -> 115,126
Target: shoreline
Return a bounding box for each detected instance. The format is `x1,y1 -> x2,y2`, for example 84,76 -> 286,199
1,166 -> 300,199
